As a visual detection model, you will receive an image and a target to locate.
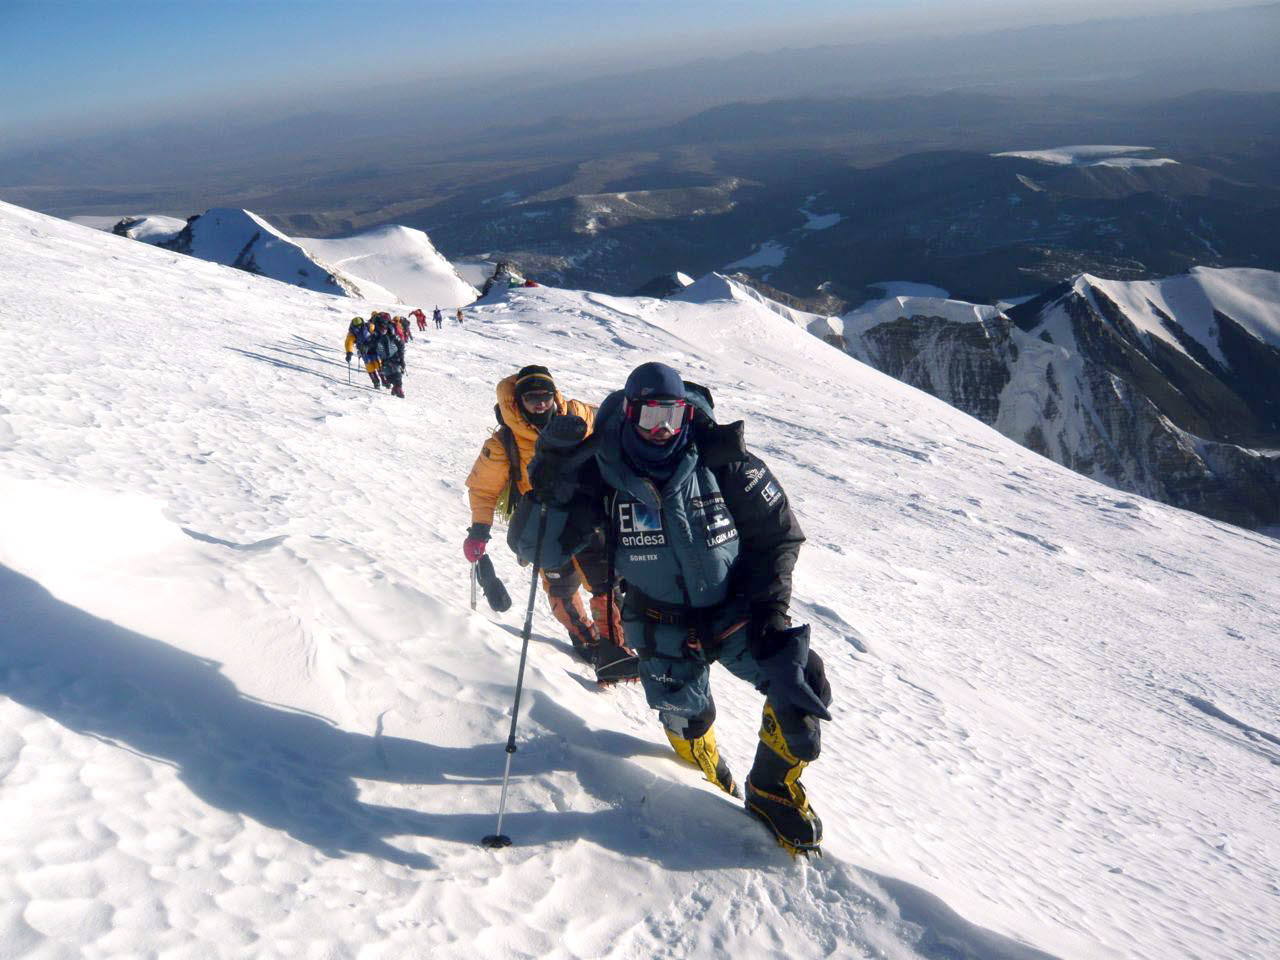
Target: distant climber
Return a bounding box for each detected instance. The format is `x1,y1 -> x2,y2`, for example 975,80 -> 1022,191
370,316 -> 405,398
355,320 -> 382,389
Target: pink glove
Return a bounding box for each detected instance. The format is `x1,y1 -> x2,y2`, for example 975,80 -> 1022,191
463,537 -> 488,563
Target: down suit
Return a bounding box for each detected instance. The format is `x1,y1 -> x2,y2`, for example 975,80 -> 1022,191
464,371 -> 624,658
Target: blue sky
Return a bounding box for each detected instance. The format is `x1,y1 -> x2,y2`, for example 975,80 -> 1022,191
0,0 -> 1222,142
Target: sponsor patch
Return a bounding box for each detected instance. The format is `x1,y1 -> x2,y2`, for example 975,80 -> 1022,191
707,528 -> 738,548
695,492 -> 738,548
743,467 -> 768,492
761,481 -> 781,506
617,501 -> 667,548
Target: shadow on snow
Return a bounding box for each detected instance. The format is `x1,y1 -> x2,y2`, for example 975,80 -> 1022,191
0,563 -> 759,872
0,563 -> 1061,958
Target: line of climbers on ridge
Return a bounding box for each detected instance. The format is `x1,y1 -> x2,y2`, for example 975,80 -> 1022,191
342,306 -> 467,397
463,360 -> 833,855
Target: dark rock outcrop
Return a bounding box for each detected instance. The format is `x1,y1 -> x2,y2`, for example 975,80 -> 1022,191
837,270 -> 1280,529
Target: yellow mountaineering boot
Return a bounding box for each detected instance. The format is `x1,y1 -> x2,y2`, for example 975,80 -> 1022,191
744,704 -> 822,855
665,726 -> 741,798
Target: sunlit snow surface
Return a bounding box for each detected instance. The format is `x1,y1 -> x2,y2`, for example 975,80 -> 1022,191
298,225 -> 478,310
993,146 -> 1179,168
1,201 -> 1278,960
1068,270 -> 1280,371
725,241 -> 788,269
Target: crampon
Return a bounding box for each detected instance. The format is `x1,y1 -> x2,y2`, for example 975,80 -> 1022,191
593,645 -> 640,686
745,780 -> 823,859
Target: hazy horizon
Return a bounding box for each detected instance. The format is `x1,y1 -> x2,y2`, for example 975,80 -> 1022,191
3,0 -> 1270,149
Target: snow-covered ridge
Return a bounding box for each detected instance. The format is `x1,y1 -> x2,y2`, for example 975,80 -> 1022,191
2,201 -> 1278,959
296,224 -> 477,309
818,263 -> 1280,528
1075,267 -> 1280,368
670,271 -> 826,329
91,209 -> 476,307
841,294 -> 1003,339
169,207 -> 364,299
109,214 -> 188,244
993,145 -> 1179,168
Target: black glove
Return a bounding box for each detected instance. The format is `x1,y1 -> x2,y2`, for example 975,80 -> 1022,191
345,351 -> 353,362
754,624 -> 832,722
466,522 -> 492,542
749,605 -> 791,659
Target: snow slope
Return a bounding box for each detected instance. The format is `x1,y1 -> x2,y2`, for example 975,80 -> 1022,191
1078,267 -> 1280,368
297,225 -> 478,310
724,241 -> 787,270
993,146 -> 1179,168
169,207 -> 374,300
112,215 -> 188,245
673,271 -> 830,330
2,201 -> 1278,960
841,296 -> 1003,340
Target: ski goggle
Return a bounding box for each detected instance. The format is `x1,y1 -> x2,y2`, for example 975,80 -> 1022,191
627,398 -> 691,441
520,390 -> 554,411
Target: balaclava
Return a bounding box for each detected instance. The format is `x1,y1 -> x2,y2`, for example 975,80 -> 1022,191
620,361 -> 692,480
514,365 -> 557,429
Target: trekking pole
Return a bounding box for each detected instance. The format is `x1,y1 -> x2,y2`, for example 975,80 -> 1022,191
482,503 -> 549,849
347,356 -> 352,385
470,561 -> 478,611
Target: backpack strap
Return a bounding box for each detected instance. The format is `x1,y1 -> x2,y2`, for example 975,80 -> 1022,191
493,404 -> 524,511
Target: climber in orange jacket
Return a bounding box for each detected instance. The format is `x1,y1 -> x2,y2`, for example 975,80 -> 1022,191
464,365 -> 637,683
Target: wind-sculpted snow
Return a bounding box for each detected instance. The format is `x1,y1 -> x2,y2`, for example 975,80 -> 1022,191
1,200 -> 1278,959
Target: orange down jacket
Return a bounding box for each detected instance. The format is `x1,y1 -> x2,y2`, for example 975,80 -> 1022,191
465,374 -> 595,525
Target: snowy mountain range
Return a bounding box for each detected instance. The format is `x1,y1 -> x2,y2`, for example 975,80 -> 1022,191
674,269 -> 1280,529
795,268 -> 1280,529
105,208 -> 477,308
2,199 -> 1278,958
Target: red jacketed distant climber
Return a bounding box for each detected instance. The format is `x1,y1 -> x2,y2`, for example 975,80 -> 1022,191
411,308 -> 427,332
